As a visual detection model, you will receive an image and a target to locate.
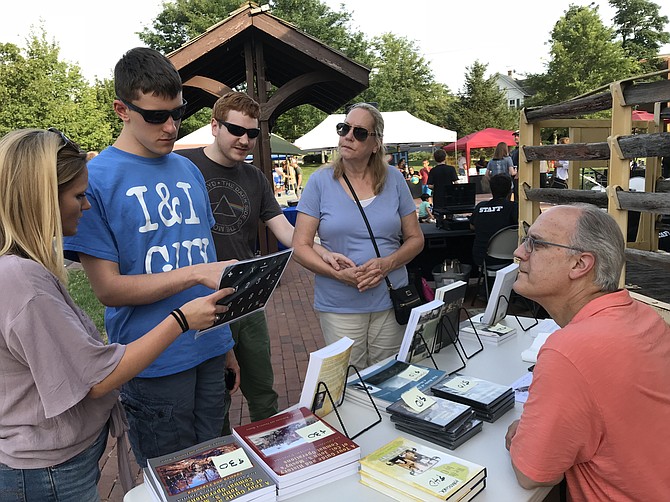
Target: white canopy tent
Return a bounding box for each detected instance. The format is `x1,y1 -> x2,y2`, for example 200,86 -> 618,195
294,111 -> 457,151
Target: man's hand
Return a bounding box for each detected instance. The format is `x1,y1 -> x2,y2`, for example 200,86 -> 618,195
225,350 -> 241,395
505,419 -> 520,451
192,260 -> 238,290
320,251 -> 355,271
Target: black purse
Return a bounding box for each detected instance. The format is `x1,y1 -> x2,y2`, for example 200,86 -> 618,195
342,173 -> 423,325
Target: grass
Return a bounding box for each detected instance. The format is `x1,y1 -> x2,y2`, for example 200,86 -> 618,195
67,269 -> 107,342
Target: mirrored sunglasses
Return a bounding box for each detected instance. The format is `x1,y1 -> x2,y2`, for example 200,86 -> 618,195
216,120 -> 261,139
120,98 -> 187,124
336,122 -> 377,142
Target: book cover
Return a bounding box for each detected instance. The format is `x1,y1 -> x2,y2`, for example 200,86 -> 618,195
360,473 -> 486,502
459,320 -> 516,345
431,374 -> 514,409
360,437 -> 486,502
346,359 -> 446,409
434,281 -> 468,351
232,407 -> 359,485
392,418 -> 483,451
197,248 -> 293,337
298,337 -> 354,417
145,435 -> 275,502
386,396 -> 473,431
397,300 -> 445,363
480,263 -> 518,326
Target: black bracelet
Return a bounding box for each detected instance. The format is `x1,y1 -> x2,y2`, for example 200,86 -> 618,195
170,310 -> 188,333
173,307 -> 190,332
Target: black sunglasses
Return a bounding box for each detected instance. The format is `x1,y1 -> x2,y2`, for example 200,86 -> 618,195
336,122 -> 377,142
48,127 -> 82,153
119,98 -> 188,124
216,120 -> 261,139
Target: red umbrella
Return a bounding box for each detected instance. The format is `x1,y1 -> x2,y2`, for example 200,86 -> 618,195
443,128 -> 516,175
632,110 -> 655,121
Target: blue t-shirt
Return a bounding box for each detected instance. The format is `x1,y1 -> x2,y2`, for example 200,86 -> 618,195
418,201 -> 431,217
487,156 -> 513,177
297,166 -> 416,313
64,147 -> 233,378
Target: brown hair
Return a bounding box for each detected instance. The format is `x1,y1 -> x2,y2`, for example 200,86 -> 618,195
492,142 -> 509,160
212,91 -> 260,122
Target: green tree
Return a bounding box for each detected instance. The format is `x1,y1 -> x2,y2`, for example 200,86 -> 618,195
525,4 -> 638,106
358,33 -> 454,127
0,29 -> 114,150
609,0 -> 670,72
446,61 -> 517,136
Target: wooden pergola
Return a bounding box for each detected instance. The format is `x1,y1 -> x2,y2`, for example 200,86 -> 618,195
168,2 -> 370,183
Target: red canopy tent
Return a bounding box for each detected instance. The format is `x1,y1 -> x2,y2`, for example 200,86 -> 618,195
443,128 -> 516,174
632,110 -> 655,121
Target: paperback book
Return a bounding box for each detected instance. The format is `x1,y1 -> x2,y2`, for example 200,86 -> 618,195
298,337 -> 354,417
144,435 -> 276,502
385,395 -> 473,432
431,374 -> 515,422
360,437 -> 486,502
397,299 -> 445,363
346,358 -> 446,410
197,248 -> 293,337
459,320 -> 517,345
480,263 -> 518,326
232,407 -> 360,489
391,417 -> 484,451
433,281 -> 468,351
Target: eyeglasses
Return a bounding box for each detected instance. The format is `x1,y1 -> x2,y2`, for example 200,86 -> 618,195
520,235 -> 584,254
336,122 -> 377,142
48,127 -> 82,153
119,98 -> 187,124
216,120 -> 261,139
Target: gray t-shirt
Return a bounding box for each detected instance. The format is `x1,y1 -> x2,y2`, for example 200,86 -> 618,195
177,148 -> 283,260
0,255 -> 124,468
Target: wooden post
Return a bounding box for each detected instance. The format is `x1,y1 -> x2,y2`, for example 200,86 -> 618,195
517,109 -> 541,236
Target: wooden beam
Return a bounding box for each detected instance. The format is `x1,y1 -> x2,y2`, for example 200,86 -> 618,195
183,76 -> 232,98
626,248 -> 670,270
260,71 -> 331,122
522,186 -> 608,207
523,132 -> 670,161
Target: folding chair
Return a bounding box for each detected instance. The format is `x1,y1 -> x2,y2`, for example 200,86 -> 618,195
471,225 -> 519,305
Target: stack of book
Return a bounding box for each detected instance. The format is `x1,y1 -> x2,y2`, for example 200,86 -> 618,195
345,358 -> 446,411
431,374 -> 515,422
232,407 -> 360,501
360,436 -> 487,501
386,396 -> 483,450
144,435 -> 276,502
458,319 -> 517,345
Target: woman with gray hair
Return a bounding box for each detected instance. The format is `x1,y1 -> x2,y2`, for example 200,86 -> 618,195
293,103 -> 424,368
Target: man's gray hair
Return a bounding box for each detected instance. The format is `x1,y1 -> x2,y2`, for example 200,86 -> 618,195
569,203 -> 625,292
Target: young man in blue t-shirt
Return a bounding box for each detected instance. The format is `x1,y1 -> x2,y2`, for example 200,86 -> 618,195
64,48 -> 238,467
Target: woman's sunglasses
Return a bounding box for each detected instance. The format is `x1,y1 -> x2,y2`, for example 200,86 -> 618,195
48,127 -> 82,153
217,120 -> 261,139
336,122 -> 377,142
119,98 -> 188,124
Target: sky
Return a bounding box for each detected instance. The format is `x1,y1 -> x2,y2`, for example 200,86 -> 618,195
1,0 -> 669,93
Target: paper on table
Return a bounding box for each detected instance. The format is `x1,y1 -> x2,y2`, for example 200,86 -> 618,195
521,331 -> 554,363
510,372 -> 533,403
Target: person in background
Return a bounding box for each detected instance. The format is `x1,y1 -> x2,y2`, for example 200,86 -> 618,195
486,142 -> 515,179
292,158 -> 303,195
475,156 -> 488,174
86,150 -> 99,161
63,47 -> 237,468
417,193 -> 435,223
469,174 -> 517,268
550,137 -> 570,189
457,152 -> 467,176
397,157 -> 410,179
0,128 -> 231,501
509,131 -> 520,200
506,204 -> 670,500
419,158 -> 432,195
427,149 -> 459,210
293,103 -> 424,368
177,91 -> 352,432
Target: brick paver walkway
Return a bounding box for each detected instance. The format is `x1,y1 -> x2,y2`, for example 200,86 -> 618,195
98,260 -> 322,501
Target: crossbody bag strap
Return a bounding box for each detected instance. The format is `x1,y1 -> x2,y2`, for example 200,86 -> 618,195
341,173 -> 393,290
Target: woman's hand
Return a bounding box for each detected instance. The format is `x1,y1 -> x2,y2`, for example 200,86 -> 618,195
225,350 -> 241,395
178,287 -> 235,331
355,257 -> 391,292
333,266 -> 362,288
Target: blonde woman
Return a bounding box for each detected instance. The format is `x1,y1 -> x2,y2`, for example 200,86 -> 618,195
293,104 -> 424,368
0,129 -> 232,501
